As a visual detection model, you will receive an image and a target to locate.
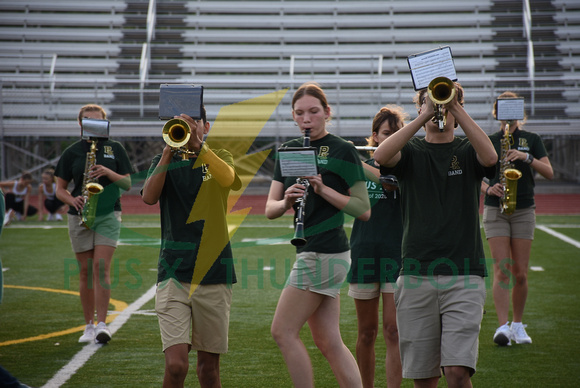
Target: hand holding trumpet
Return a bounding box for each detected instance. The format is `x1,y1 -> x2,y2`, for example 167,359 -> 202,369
427,77 -> 456,131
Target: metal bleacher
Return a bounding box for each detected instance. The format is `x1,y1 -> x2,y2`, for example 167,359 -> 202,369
0,0 -> 579,182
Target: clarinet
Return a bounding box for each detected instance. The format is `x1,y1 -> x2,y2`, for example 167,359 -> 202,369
290,129 -> 311,247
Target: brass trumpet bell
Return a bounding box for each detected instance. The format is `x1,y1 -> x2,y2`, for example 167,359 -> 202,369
428,77 -> 456,105
428,76 -> 456,131
162,118 -> 191,148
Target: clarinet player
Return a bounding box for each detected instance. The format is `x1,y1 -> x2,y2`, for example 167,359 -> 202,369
55,104 -> 133,344
482,91 -> 553,346
266,82 -> 370,388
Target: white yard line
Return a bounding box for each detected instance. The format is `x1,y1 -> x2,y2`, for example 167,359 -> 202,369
42,284 -> 157,388
536,225 -> 580,249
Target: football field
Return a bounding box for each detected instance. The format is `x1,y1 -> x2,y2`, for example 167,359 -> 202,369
1,213 -> 579,387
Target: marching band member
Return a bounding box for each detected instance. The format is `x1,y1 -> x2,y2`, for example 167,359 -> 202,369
55,104 -> 132,344
348,105 -> 407,388
481,91 -> 553,346
374,81 -> 497,387
266,82 -> 369,388
142,107 -> 241,388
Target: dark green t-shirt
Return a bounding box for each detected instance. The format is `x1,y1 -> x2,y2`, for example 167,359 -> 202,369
55,139 -> 134,215
148,150 -> 240,285
484,128 -> 548,209
273,133 -> 367,254
382,137 -> 495,277
349,159 -> 403,284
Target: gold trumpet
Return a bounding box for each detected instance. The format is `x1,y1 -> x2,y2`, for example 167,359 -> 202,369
162,118 -> 196,160
428,76 -> 456,131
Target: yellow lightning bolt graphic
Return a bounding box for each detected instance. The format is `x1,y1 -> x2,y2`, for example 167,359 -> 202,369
186,89 -> 288,296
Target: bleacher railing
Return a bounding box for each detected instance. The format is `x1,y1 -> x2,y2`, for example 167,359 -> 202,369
139,0 -> 156,115
523,0 -> 536,114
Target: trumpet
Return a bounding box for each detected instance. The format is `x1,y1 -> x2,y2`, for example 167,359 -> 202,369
162,118 -> 197,160
428,76 -> 456,132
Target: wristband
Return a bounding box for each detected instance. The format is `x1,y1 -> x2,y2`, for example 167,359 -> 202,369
485,186 -> 490,196
524,153 -> 534,164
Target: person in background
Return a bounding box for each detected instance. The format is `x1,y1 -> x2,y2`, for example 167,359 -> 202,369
55,104 -> 133,344
374,81 -> 497,387
266,82 -> 370,388
348,105 -> 406,388
481,91 -> 554,346
38,168 -> 65,221
0,185 -> 33,388
1,172 -> 38,225
142,106 -> 241,388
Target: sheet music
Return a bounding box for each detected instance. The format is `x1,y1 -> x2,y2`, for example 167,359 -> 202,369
407,46 -> 457,90
278,148 -> 318,177
496,98 -> 525,121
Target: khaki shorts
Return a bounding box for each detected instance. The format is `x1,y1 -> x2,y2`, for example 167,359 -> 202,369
482,205 -> 535,240
67,212 -> 122,253
348,281 -> 396,299
286,250 -> 351,298
155,279 -> 232,354
394,275 -> 486,379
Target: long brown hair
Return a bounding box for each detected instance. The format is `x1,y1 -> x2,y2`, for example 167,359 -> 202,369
367,105 -> 408,147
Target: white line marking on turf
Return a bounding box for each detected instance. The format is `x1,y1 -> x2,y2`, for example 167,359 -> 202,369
536,225 -> 580,249
42,284 -> 157,388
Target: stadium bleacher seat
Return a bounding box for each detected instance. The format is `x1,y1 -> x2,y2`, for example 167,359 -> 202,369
0,0 -> 578,181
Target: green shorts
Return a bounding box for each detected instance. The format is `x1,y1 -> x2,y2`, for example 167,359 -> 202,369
67,211 -> 122,253
394,275 -> 486,379
155,279 -> 232,354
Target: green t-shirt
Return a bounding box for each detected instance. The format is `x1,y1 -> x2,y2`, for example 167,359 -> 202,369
55,140 -> 134,215
148,150 -> 241,285
382,137 -> 495,277
348,159 -> 403,284
484,128 -> 548,209
273,133 -> 367,254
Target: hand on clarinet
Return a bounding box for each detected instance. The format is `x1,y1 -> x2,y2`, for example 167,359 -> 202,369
303,174 -> 324,194
284,181 -> 307,208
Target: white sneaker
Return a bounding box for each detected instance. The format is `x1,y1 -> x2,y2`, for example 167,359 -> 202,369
511,322 -> 532,344
79,323 -> 95,343
3,209 -> 14,226
47,213 -> 55,221
95,322 -> 112,344
55,213 -> 63,221
493,322 -> 512,346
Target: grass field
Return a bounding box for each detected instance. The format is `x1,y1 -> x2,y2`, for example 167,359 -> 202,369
1,213 -> 579,387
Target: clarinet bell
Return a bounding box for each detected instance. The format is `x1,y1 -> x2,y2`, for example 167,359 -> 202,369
291,222 -> 307,247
